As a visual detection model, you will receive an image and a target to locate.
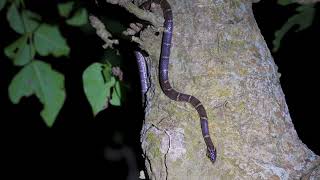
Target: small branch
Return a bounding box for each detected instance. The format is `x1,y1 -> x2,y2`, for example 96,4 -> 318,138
131,36 -> 145,46
123,23 -> 144,36
105,0 -> 164,27
123,23 -> 146,46
89,15 -> 119,49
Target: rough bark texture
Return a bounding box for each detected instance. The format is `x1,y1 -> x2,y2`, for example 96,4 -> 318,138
138,0 -> 319,179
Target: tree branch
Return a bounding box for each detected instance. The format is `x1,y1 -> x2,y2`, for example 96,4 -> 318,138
89,15 -> 119,49
105,0 -> 164,27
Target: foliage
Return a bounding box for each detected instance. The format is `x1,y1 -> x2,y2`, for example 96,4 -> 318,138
8,60 -> 66,127
3,0 -> 314,127
83,63 -> 121,116
2,0 -> 121,127
0,0 -> 6,11
277,0 -> 295,6
57,1 -> 89,27
274,0 -> 316,52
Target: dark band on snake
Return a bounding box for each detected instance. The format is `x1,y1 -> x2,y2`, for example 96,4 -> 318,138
137,0 -> 217,163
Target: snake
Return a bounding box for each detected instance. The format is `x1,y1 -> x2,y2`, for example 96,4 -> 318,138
136,0 -> 217,163
134,51 -> 149,102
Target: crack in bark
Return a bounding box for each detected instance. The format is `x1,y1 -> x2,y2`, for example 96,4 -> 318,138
142,117 -> 171,180
143,119 -> 171,180
163,130 -> 171,180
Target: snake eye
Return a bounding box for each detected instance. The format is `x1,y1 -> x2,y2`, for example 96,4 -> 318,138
155,31 -> 160,36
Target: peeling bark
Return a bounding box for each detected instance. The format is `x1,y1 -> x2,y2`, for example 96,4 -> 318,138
132,0 -> 320,179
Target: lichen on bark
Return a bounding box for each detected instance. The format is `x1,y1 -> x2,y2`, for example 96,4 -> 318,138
132,0 -> 320,179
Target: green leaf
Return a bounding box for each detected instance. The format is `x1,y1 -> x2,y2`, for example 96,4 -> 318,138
34,24 -> 70,57
4,35 -> 34,66
58,1 -> 74,17
110,80 -> 121,106
66,8 -> 88,26
7,3 -> 24,34
83,63 -> 115,116
21,10 -> 41,33
277,0 -> 294,6
102,62 -> 112,82
8,60 -> 66,127
273,5 -> 315,52
0,0 -> 6,11
295,5 -> 315,31
6,4 -> 41,34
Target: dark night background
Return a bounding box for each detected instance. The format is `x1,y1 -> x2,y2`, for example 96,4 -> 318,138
1,0 -> 319,179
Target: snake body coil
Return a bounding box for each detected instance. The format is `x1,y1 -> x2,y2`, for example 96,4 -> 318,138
138,0 -> 217,163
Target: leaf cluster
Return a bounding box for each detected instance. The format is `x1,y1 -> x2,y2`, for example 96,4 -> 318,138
274,0 -> 316,52
2,0 -> 121,127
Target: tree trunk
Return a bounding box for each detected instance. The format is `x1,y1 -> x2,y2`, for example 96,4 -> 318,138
139,0 -> 319,179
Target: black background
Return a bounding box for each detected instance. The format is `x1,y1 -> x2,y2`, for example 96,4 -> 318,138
1,0 -> 319,179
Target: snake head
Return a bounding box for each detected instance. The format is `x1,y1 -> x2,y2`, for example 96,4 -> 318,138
206,147 -> 217,164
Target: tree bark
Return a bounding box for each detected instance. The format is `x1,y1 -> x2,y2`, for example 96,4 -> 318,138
136,0 -> 320,179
